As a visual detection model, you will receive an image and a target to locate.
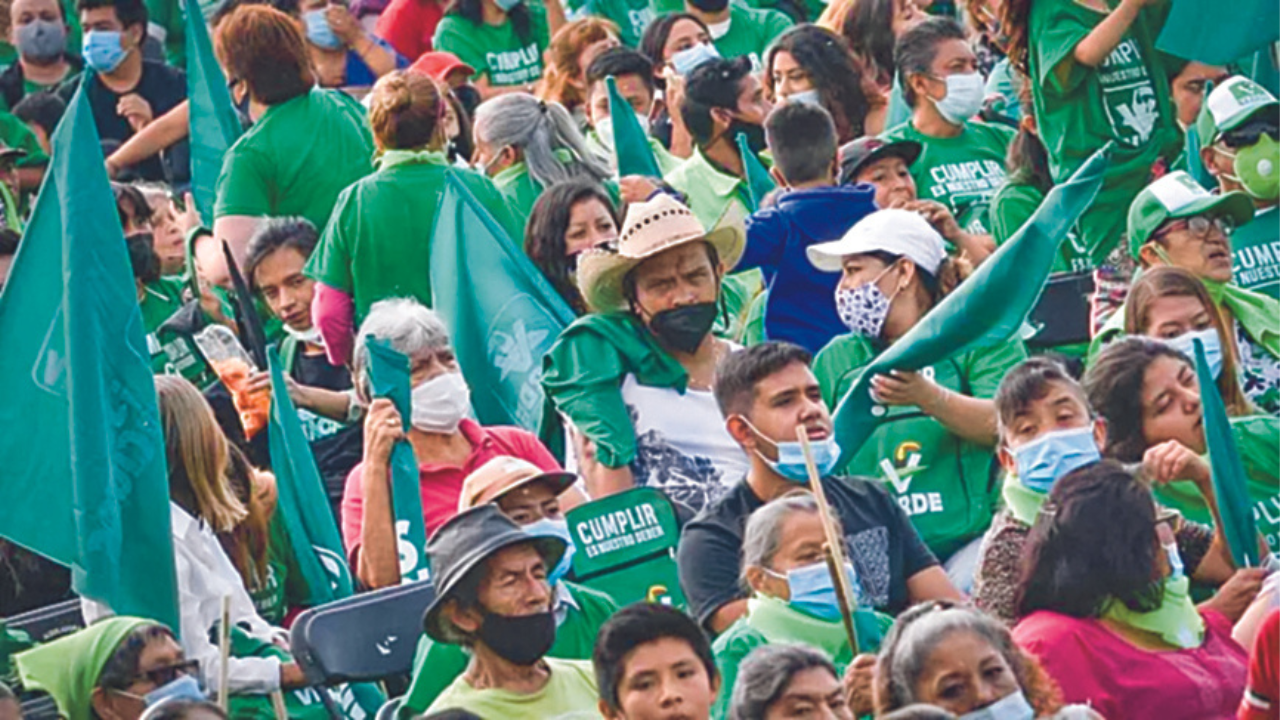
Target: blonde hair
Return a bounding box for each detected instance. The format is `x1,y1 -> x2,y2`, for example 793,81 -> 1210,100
536,17 -> 619,113
155,375 -> 248,532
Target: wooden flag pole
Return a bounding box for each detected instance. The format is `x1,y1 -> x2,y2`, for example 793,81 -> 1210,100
796,426 -> 861,655
218,595 -> 232,713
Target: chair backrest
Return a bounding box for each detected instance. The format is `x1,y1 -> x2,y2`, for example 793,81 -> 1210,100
1027,270 -> 1096,348
289,581 -> 435,686
4,598 -> 85,645
19,692 -> 58,720
565,487 -> 686,609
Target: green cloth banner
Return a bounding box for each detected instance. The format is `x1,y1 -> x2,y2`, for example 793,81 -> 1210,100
832,144 -> 1111,464
736,132 -> 775,211
266,344 -> 355,604
609,75 -> 662,178
1157,0 -> 1279,66
186,0 -> 242,225
0,86 -> 179,632
364,336 -> 431,583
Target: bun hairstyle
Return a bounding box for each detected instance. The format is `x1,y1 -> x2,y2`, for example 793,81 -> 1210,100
369,70 -> 444,152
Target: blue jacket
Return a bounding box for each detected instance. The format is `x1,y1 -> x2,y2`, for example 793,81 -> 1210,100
740,184 -> 878,354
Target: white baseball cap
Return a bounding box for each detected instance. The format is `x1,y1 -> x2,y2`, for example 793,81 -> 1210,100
807,208 -> 947,275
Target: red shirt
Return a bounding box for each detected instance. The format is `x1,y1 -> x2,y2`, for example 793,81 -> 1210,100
340,419 -> 561,554
374,0 -> 445,63
1239,610 -> 1279,720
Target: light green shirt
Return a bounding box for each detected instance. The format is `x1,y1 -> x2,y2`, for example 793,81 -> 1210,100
425,657 -> 603,719
664,146 -> 752,231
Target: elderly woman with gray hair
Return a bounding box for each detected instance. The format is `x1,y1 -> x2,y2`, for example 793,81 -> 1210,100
728,644 -> 854,720
339,297 -> 565,589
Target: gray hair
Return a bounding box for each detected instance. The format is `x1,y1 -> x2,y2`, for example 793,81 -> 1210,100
728,644 -> 838,720
352,297 -> 451,401
472,93 -> 611,190
740,492 -> 838,590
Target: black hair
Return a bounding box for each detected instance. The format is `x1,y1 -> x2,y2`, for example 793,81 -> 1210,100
894,16 -> 967,107
524,179 -> 619,315
593,603 -> 717,714
0,228 -> 18,256
681,56 -> 753,146
1082,337 -> 1192,463
765,102 -> 837,186
585,46 -> 656,96
1015,460 -> 1164,619
242,216 -> 318,291
77,0 -> 148,31
448,0 -> 531,43
713,341 -> 813,418
95,623 -> 176,690
127,232 -> 161,284
993,357 -> 1091,434
766,24 -> 875,143
143,700 -> 229,719
112,181 -> 151,231
1005,108 -> 1052,192
421,711 -> 483,720
12,92 -> 66,136
638,12 -> 709,90
840,0 -> 896,85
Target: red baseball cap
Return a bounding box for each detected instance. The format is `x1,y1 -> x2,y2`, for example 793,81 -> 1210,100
410,51 -> 476,83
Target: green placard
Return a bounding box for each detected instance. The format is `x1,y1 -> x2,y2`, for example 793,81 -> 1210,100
568,487 -> 680,576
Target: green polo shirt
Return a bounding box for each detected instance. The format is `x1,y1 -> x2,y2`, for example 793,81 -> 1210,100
1232,205 -> 1279,300
433,5 -> 550,89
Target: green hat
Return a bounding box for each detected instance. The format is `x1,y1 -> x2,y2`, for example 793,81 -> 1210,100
1127,171 -> 1256,258
1196,76 -> 1278,147
15,617 -> 158,720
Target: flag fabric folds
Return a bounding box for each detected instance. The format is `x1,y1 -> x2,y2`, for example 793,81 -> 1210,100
0,86 -> 180,632
736,132 -> 776,211
1157,0 -> 1279,67
186,2 -> 242,225
609,76 -> 662,179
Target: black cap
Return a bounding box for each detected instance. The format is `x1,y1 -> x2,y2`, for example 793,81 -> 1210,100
837,137 -> 922,186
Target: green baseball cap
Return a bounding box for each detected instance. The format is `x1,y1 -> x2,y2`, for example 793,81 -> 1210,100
1127,171 -> 1255,257
1196,76 -> 1278,146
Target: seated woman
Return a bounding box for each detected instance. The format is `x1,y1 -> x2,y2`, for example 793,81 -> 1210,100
1012,461 -> 1250,718
876,600 -> 1099,719
298,0 -> 405,89
808,208 -> 1026,591
536,17 -> 620,125
728,643 -> 854,720
763,24 -> 883,143
524,179 -> 621,314
711,493 -> 889,720
431,0 -> 557,100
1084,337 -> 1279,562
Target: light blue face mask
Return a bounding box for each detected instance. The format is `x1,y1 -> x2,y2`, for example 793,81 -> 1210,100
769,560 -> 861,621
670,42 -> 720,76
303,9 -> 342,49
494,0 -> 523,12
82,29 -> 127,73
783,89 -> 823,107
524,517 -> 576,585
144,674 -> 206,707
956,689 -> 1035,720
741,418 -> 842,482
1166,327 -> 1223,380
1012,425 -> 1101,494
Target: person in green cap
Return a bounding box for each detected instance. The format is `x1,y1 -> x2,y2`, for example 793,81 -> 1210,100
662,0 -> 791,70
1197,76 -> 1280,300
432,0 -> 558,98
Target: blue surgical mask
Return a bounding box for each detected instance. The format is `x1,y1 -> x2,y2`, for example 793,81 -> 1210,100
933,72 -> 985,126
957,690 -> 1035,720
740,417 -> 842,482
494,0 -> 523,11
768,560 -> 861,621
1166,327 -> 1223,380
144,674 -> 206,707
783,89 -> 823,107
1012,425 -> 1100,494
82,29 -> 127,73
304,9 -> 342,49
670,42 -> 720,76
524,517 -> 576,585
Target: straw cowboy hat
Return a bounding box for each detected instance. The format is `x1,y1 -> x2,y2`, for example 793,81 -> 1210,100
576,193 -> 746,314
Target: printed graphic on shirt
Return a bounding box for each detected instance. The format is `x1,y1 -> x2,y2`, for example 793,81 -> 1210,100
926,159 -> 1006,233
879,439 -> 947,519
846,526 -> 890,608
486,43 -> 543,86
1236,323 -> 1280,415
1098,37 -> 1160,148
1233,240 -> 1280,296
298,407 -> 347,442
629,427 -> 728,512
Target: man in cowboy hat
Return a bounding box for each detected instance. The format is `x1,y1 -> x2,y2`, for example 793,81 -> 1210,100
543,193 -> 751,513
400,457 -> 617,716
421,504 -> 602,718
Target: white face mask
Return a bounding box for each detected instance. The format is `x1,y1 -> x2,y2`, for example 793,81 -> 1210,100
410,371 -> 471,434
707,18 -> 731,39
283,323 -> 325,347
595,112 -> 652,150
932,72 -> 985,126
782,89 -> 823,107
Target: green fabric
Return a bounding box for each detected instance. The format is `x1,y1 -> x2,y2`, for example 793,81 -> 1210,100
16,617 -> 154,720
711,4 -> 793,68
1002,472 -> 1046,526
1230,205 -> 1280,300
881,119 -> 1014,236
543,312 -> 687,468
576,0 -> 655,46
433,6 -> 550,88
401,582 -> 619,716
0,109 -> 50,170
148,0 -> 221,67
0,86 -> 179,631
186,0 -> 242,226
140,276 -> 186,373
425,657 -> 601,717
1156,0 -> 1278,67
610,75 -> 661,178
736,131 -> 776,210
664,146 -> 753,231
988,181 -> 1093,274
214,88 -> 375,231
1203,277 -> 1280,358
1027,0 -> 1182,263
1101,574 -> 1205,649
246,516 -> 309,625
493,153 -> 622,229
225,628 -> 384,720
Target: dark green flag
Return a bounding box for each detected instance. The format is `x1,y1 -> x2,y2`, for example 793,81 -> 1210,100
0,85 -> 180,632
832,145 -> 1112,464
609,76 -> 661,178
736,132 -> 776,211
186,1 -> 242,224
1158,0 -> 1278,66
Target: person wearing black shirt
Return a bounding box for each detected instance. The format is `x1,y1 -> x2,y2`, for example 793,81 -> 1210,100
679,341 -> 962,633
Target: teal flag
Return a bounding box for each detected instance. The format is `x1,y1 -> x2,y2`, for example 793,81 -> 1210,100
736,132 -> 776,211
186,0 -> 241,224
1193,338 -> 1260,567
364,336 -> 431,583
609,76 -> 661,178
429,172 -> 577,436
266,344 -> 355,604
832,145 -> 1111,464
0,86 -> 180,632
1158,0 -> 1279,66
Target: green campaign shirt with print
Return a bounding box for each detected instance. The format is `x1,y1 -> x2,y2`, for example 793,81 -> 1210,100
433,5 -> 550,89
1027,0 -> 1182,262
1231,205 -> 1280,300
214,88 -> 375,233
425,657 -> 602,718
709,4 -> 793,69
813,334 -> 1027,560
139,276 -> 187,374
988,181 -> 1093,274
882,119 -> 1013,236
574,0 -> 655,47
306,152 -> 522,325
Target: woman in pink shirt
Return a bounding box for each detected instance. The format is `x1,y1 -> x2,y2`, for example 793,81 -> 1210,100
1013,460 -> 1249,719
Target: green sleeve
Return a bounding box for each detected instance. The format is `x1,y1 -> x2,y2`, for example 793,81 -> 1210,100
399,635 -> 471,716
988,184 -> 1043,246
760,7 -> 794,46
541,324 -> 640,468
709,624 -> 767,720
965,339 -> 1028,399
1028,0 -> 1095,95
531,3 -> 552,52
214,142 -> 273,219
813,335 -> 873,408
305,184 -> 358,292
0,111 -> 48,167
146,0 -> 184,66
433,17 -> 489,82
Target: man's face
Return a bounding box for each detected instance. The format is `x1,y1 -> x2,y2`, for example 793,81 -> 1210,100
731,72 -> 770,126
476,544 -> 553,618
10,0 -> 63,45
496,480 -> 563,525
80,5 -> 141,50
728,361 -> 832,461
630,242 -> 719,325
997,380 -> 1103,474
1171,62 -> 1229,128
856,156 -> 916,208
587,74 -> 654,131
252,246 -> 315,332
1142,214 -> 1235,283
602,637 -> 718,720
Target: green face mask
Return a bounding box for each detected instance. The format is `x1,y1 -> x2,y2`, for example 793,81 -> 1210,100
1223,133 -> 1280,201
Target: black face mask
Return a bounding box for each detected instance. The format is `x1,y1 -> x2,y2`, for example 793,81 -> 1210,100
687,0 -> 728,11
476,610 -> 556,666
232,89 -> 253,130
729,118 -> 767,157
648,301 -> 718,354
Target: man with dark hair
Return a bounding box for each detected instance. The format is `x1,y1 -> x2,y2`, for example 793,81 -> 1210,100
593,603 -> 719,720
14,91 -> 66,155
583,47 -> 680,176
738,103 -> 877,354
679,341 -> 959,633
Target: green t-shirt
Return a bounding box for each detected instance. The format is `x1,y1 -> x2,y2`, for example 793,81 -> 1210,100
425,657 -> 602,718
574,0 -> 655,47
882,119 -> 1013,236
1231,205 -> 1279,300
988,180 -> 1092,274
711,4 -> 793,69
433,6 -> 550,89
214,88 -> 375,232
146,0 -> 222,68
492,152 -> 620,232
1027,0 -> 1182,262
813,334 -> 1027,559
305,153 -> 521,324
139,276 -> 186,373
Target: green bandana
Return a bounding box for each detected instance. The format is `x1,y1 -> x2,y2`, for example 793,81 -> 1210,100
15,617 -> 157,720
1201,277 -> 1280,358
1001,472 -> 1047,526
746,594 -> 884,660
374,148 -> 449,171
1101,574 -> 1205,649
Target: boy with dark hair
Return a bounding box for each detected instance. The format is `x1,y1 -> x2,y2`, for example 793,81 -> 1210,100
582,47 -> 680,176
737,103 -> 877,353
593,603 -> 719,720
14,92 -> 67,155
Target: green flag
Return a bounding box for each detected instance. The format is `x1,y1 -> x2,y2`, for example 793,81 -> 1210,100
0,86 -> 180,632
736,132 -> 775,211
1193,337 -> 1260,567
364,336 -> 431,583
608,76 -> 661,178
186,0 -> 241,224
266,344 -> 355,604
1158,0 -> 1278,66
429,172 -> 577,436
832,145 -> 1111,464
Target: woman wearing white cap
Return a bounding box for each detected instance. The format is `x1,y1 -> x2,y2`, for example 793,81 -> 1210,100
805,208 -> 1027,592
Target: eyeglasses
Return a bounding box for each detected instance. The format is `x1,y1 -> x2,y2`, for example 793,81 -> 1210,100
1154,214 -> 1234,240
1222,118 -> 1278,148
135,659 -> 200,688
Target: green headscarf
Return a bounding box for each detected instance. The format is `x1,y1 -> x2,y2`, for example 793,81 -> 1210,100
15,617 -> 160,720
1002,472 -> 1048,526
1101,574 -> 1205,650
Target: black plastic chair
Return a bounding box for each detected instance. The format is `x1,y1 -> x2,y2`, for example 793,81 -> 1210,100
4,597 -> 84,644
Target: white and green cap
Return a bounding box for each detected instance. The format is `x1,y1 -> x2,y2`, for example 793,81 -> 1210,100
1127,171 -> 1255,257
1196,76 -> 1278,146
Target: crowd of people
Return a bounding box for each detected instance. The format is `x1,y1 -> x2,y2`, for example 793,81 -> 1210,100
0,0 -> 1278,717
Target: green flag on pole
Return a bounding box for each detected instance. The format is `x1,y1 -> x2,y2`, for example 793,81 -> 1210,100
1158,0 -> 1279,66
736,132 -> 775,211
609,76 -> 661,178
0,85 -> 180,632
266,344 -> 355,604
832,145 -> 1112,464
186,0 -> 241,224
1192,337 -> 1260,568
